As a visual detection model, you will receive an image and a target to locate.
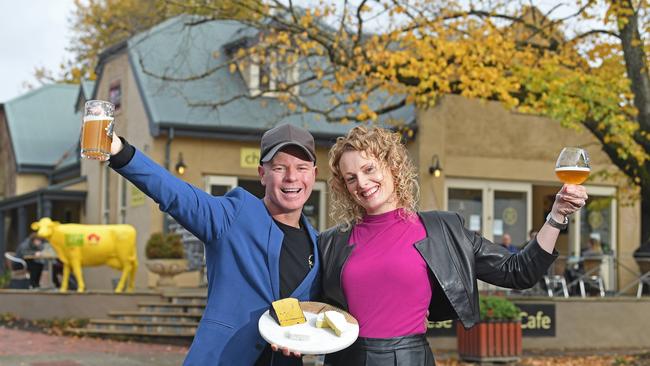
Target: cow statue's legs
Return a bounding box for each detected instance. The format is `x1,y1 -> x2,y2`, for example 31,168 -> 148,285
114,262 -> 132,293
71,259 -> 85,292
60,263 -> 71,292
127,259 -> 138,292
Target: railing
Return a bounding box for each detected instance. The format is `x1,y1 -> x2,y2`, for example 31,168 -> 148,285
507,254 -> 650,298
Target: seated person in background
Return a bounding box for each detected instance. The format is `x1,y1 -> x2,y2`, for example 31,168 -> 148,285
15,234 -> 47,288
500,233 -> 518,253
582,236 -> 603,257
52,259 -> 78,290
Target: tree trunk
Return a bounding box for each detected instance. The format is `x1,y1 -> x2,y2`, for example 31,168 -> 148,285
618,1 -> 650,246
642,184 -> 650,245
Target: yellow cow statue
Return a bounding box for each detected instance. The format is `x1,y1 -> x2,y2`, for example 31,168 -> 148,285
31,217 -> 138,293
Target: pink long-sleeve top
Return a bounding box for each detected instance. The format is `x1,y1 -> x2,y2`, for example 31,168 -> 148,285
342,209 -> 432,338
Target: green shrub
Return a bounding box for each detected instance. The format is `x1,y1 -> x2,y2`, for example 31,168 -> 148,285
479,296 -> 521,321
0,271 -> 10,288
145,232 -> 184,259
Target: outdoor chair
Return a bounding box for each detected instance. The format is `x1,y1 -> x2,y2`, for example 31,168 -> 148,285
543,256 -> 569,298
635,258 -> 650,298
579,256 -> 606,297
4,251 -> 31,289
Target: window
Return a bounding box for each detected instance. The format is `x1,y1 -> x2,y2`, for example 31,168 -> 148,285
109,81 -> 121,111
244,53 -> 300,97
101,163 -> 110,224
117,176 -> 127,224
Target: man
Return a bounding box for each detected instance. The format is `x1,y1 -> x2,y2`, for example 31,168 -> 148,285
500,233 -> 518,254
15,234 -> 46,288
109,124 -> 320,365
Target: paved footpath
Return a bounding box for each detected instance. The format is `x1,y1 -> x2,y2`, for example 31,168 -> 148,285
0,326 -> 187,366
0,326 -> 325,366
2,325 -> 646,366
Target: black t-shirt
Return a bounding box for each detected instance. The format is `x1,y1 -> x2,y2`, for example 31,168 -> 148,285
255,220 -> 314,366
275,219 -> 314,298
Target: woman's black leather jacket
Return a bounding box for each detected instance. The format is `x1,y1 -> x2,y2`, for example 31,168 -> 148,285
318,210 -> 557,328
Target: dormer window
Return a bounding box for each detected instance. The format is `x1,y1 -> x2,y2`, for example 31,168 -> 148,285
242,53 -> 300,97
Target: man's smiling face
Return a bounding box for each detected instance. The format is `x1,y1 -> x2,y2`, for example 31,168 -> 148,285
259,145 -> 317,218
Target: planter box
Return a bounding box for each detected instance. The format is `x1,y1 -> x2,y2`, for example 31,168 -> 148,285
456,321 -> 522,363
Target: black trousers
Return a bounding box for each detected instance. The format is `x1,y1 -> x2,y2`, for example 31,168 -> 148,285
325,334 -> 435,366
25,259 -> 43,288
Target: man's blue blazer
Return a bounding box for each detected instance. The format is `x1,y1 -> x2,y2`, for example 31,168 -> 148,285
116,150 -> 321,365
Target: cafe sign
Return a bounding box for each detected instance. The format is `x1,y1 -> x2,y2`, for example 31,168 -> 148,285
240,148 -> 260,169
426,303 -> 556,337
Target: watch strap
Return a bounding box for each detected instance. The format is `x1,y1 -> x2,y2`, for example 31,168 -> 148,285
546,213 -> 568,230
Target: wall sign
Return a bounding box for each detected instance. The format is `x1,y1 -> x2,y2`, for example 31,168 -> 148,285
426,303 -> 556,337
241,148 -> 260,169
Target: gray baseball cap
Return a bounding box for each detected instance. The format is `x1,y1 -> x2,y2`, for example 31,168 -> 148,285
260,124 -> 316,164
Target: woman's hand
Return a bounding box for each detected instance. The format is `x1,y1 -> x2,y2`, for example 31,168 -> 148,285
551,184 -> 588,221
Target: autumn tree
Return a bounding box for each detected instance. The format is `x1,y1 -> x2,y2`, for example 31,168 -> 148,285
58,0 -> 650,242
219,0 -> 649,243
34,0 -> 262,85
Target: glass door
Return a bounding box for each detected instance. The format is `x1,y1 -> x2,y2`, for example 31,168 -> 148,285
445,179 -> 531,244
448,188 -> 484,235
446,179 -> 531,293
493,191 -> 528,249
575,186 -> 617,290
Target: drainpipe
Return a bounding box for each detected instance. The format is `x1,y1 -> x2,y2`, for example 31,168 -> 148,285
163,127 -> 174,234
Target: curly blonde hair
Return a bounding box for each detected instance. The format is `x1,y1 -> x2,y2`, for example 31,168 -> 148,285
328,125 -> 419,229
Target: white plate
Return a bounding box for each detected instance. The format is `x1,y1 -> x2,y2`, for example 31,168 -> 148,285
258,301 -> 359,355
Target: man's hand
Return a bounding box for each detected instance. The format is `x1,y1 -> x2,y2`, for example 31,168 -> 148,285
111,134 -> 123,156
270,344 -> 302,358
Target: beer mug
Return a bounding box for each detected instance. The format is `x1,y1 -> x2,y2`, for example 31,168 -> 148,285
555,147 -> 590,184
81,100 -> 114,161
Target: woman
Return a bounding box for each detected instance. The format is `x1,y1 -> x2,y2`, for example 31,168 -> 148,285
319,126 -> 587,365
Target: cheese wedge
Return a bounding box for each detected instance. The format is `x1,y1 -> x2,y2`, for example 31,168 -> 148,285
315,312 -> 329,328
270,298 -> 306,327
324,310 -> 349,336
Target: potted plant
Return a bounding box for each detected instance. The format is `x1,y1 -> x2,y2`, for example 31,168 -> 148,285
456,296 -> 522,363
144,232 -> 187,288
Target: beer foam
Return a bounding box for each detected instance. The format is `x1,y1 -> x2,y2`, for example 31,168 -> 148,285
83,116 -> 114,122
554,166 -> 590,172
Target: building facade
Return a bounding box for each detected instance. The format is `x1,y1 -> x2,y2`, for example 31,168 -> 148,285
1,14 -> 640,295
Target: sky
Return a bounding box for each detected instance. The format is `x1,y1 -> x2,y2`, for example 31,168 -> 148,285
0,0 -> 77,103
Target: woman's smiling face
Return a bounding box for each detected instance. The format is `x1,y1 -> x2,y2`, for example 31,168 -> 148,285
338,150 -> 397,215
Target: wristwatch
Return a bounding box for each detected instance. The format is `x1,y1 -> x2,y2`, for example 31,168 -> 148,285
546,213 -> 568,230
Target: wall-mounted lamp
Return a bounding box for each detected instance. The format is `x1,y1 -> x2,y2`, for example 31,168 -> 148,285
428,154 -> 442,178
175,152 -> 187,175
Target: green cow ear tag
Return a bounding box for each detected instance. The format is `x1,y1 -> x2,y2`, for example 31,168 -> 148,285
65,233 -> 84,247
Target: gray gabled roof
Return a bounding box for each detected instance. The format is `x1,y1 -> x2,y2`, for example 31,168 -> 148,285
122,14 -> 412,140
4,84 -> 81,169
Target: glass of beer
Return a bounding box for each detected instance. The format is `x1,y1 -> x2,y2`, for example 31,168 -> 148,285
81,100 -> 114,161
555,147 -> 590,184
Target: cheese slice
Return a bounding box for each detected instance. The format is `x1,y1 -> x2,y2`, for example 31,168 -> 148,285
270,298 -> 306,327
315,312 -> 329,328
324,310 -> 349,336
